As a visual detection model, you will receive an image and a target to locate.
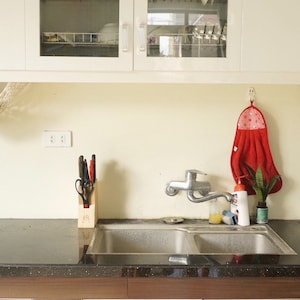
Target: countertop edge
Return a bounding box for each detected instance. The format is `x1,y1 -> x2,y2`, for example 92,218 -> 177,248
1,264 -> 300,278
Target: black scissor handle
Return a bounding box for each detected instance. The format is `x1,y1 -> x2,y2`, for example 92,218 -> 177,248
75,178 -> 90,208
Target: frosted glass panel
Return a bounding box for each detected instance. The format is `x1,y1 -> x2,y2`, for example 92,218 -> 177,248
148,13 -> 185,25
147,0 -> 227,57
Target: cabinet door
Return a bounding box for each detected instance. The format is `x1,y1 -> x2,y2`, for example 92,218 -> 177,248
0,277 -> 127,299
0,0 -> 25,70
133,0 -> 242,71
25,0 -> 133,71
241,0 -> 300,72
128,278 -> 300,299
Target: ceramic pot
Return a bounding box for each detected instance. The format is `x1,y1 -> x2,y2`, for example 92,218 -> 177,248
256,205 -> 268,224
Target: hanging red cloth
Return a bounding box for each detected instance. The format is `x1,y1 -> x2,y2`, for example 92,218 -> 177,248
230,101 -> 282,195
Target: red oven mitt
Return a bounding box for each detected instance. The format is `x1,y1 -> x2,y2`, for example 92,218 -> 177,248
230,103 -> 282,195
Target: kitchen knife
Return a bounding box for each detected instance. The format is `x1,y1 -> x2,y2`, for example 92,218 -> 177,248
83,159 -> 90,183
89,154 -> 96,183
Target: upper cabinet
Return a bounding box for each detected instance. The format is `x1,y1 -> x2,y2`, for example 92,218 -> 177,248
241,0 -> 300,72
0,0 -> 25,70
0,0 -> 299,82
25,0 -> 242,72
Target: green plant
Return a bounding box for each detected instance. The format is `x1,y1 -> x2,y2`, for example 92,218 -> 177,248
246,165 -> 280,205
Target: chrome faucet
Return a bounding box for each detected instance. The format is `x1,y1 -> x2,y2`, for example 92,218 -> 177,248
166,169 -> 233,203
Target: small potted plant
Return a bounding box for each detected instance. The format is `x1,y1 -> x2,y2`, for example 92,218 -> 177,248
246,165 -> 280,223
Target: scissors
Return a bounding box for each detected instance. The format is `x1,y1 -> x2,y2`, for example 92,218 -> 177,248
75,178 -> 93,208
76,155 -> 96,208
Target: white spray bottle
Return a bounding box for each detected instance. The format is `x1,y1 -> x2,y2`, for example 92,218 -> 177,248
231,178 -> 250,226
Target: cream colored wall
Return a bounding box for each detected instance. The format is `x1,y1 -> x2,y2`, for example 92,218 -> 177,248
0,83 -> 299,220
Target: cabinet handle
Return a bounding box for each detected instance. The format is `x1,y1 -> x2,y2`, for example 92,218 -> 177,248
121,24 -> 129,52
138,23 -> 146,52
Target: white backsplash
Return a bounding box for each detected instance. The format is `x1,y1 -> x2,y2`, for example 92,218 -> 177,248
0,83 -> 299,220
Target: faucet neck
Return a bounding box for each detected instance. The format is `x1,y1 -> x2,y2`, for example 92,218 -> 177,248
187,191 -> 233,203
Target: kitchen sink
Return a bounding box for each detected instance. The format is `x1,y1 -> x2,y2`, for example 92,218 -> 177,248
87,224 -> 197,254
87,223 -> 296,256
193,232 -> 293,255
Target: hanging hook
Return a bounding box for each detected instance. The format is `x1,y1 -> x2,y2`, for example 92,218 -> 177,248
248,87 -> 256,105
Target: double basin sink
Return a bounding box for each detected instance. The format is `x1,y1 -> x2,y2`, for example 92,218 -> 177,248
86,222 -> 296,264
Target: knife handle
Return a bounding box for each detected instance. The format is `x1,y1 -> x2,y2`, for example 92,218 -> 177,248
89,160 -> 94,183
90,154 -> 96,183
78,155 -> 84,179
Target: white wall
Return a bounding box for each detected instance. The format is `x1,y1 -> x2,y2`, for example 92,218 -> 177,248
0,83 -> 299,220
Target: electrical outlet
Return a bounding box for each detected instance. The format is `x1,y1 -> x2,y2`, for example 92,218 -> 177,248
43,130 -> 72,147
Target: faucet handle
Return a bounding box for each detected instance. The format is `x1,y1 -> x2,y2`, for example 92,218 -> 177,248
186,170 -> 208,181
186,169 -> 207,176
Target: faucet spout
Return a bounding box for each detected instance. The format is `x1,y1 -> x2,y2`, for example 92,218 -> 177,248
187,191 -> 233,203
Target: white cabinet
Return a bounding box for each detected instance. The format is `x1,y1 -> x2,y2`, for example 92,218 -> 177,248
0,0 -> 26,70
1,0 -> 299,82
25,0 -> 242,73
241,0 -> 300,72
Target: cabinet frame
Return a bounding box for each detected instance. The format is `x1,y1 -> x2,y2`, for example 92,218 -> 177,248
0,0 -> 26,71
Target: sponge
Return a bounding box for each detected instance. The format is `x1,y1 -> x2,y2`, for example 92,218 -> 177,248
222,210 -> 237,225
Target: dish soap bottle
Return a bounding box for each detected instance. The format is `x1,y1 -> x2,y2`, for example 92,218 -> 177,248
231,179 -> 250,226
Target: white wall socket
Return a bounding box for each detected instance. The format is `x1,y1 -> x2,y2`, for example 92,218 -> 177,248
43,130 -> 72,147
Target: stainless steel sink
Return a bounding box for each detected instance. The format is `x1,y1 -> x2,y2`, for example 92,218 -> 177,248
192,227 -> 295,255
87,224 -> 198,255
87,223 -> 296,256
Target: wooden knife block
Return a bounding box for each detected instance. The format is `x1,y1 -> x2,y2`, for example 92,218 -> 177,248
78,186 -> 97,228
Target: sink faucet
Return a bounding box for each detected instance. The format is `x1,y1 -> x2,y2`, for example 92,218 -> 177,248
166,169 -> 233,203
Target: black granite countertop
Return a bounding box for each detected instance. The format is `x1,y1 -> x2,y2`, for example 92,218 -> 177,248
0,219 -> 299,278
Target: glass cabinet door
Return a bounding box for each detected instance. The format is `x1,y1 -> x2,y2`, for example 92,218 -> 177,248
26,0 -> 241,73
40,0 -> 119,58
147,0 -> 227,58
134,0 -> 241,71
26,0 -> 133,71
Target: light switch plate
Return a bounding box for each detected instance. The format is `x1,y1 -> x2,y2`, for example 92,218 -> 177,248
43,130 -> 72,147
